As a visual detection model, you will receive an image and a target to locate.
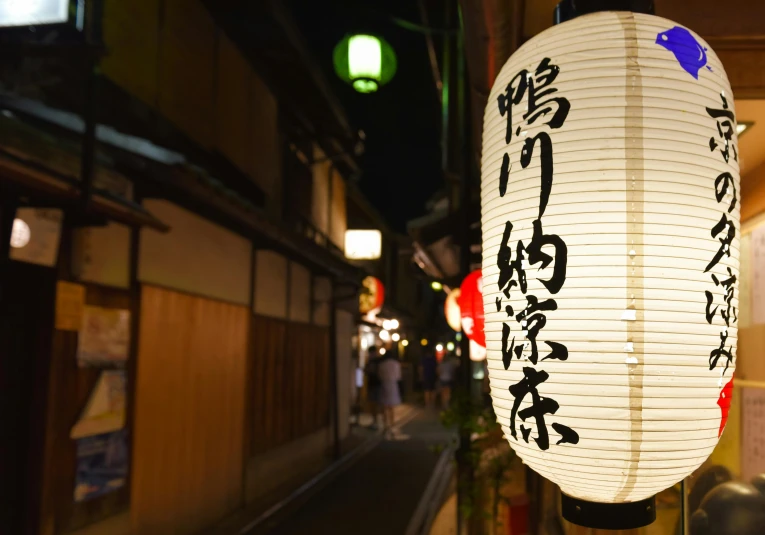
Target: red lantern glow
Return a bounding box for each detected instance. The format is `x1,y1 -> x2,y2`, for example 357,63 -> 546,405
359,276 -> 385,315
459,270 -> 485,348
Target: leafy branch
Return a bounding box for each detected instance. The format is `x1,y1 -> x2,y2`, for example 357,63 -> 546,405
440,390 -> 518,530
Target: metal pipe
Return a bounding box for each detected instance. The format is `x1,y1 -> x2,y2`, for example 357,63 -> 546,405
327,161 -> 335,248
329,278 -> 341,460
456,3 -> 475,533
80,60 -> 99,206
80,0 -> 103,208
418,0 -> 443,98
0,201 -> 17,306
441,1 -> 452,174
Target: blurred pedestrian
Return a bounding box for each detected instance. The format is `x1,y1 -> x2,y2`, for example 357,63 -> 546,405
378,349 -> 402,438
364,347 -> 383,430
438,351 -> 459,409
419,346 -> 438,408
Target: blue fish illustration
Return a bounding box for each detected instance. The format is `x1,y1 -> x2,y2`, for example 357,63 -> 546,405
656,26 -> 711,79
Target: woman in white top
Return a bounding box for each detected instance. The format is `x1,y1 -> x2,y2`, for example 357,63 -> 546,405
377,350 -> 402,436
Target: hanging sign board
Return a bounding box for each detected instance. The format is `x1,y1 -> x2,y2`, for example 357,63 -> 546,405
77,306 -> 131,368
9,208 -> 63,267
55,281 -> 85,331
74,429 -> 129,503
752,225 -> 765,325
70,371 -> 127,439
0,0 -> 69,27
742,387 -> 765,482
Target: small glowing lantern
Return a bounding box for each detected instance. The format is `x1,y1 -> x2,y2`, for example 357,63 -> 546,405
333,34 -> 397,94
444,288 -> 462,331
481,11 -> 740,526
459,270 -> 485,348
359,276 -> 385,316
345,229 -> 382,260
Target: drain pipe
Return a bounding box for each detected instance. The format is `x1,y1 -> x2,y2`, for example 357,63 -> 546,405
329,277 -> 341,460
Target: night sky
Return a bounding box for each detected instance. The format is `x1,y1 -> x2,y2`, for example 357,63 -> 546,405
291,0 -> 443,233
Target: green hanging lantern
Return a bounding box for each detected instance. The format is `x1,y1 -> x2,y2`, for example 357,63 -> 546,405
333,34 -> 397,93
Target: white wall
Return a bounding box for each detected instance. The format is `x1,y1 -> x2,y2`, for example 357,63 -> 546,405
336,309 -> 354,441
311,144 -> 331,237
312,276 -> 332,326
139,200 -> 251,305
71,222 -> 131,289
740,232 -> 752,329
253,250 -> 288,318
288,261 -> 311,323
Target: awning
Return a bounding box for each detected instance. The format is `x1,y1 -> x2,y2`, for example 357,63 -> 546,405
408,200 -> 482,282
0,87 -> 363,285
0,131 -> 169,232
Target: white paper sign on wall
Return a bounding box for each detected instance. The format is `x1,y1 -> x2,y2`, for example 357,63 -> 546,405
742,388 -> 765,482
751,225 -> 765,325
9,208 -> 63,268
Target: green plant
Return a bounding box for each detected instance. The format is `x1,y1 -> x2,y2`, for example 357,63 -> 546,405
440,391 -> 517,530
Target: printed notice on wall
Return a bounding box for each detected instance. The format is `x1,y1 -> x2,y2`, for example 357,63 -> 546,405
751,225 -> 765,325
70,371 -> 126,439
742,388 -> 765,481
55,281 -> 86,331
74,429 -> 129,503
77,306 -> 130,368
9,208 -> 63,267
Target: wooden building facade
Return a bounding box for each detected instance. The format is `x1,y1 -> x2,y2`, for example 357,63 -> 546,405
0,1 -> 364,534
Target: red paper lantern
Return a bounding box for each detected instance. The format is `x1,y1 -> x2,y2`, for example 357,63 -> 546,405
359,276 -> 385,315
459,270 -> 485,348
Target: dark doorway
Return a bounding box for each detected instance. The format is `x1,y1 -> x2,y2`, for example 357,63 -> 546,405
0,203 -> 57,535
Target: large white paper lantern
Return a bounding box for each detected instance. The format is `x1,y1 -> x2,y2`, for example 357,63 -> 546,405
481,11 -> 740,510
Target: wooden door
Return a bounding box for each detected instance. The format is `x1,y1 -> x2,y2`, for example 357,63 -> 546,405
130,285 -> 248,535
0,259 -> 56,535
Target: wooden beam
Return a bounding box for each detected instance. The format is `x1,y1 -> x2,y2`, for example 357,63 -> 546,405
708,37 -> 765,99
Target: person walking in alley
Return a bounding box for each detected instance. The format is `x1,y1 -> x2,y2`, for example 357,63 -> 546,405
365,347 -> 383,430
419,345 -> 438,409
377,348 -> 402,438
438,351 -> 459,409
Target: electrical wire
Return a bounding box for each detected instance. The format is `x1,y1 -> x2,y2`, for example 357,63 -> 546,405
362,6 -> 460,35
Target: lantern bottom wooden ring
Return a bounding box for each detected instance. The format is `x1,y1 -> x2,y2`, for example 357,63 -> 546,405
561,494 -> 656,530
